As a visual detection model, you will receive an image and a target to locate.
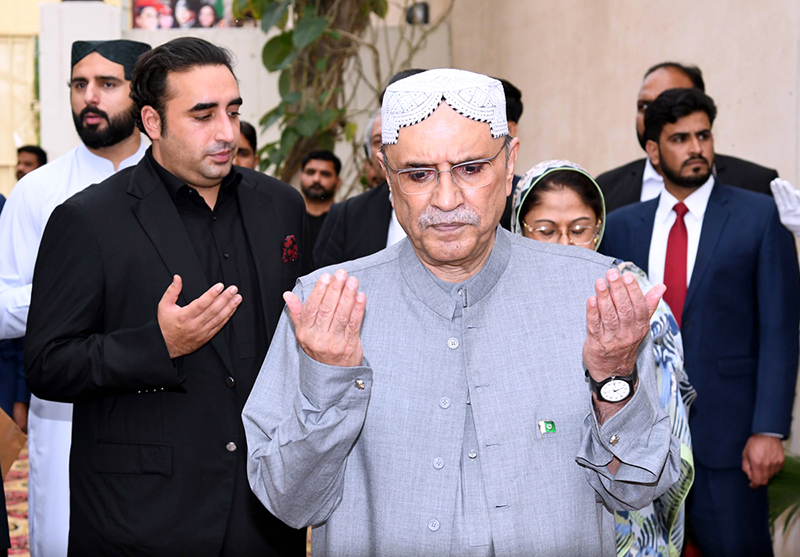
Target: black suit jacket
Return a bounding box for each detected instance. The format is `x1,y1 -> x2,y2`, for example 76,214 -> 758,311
601,184 -> 799,468
313,181 -> 393,268
25,158 -> 310,556
596,153 -> 777,213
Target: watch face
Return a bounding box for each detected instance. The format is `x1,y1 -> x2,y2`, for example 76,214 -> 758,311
599,379 -> 630,402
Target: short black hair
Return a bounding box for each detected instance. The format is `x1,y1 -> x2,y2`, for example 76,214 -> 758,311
17,145 -> 47,167
644,62 -> 705,92
644,88 -> 717,143
130,37 -> 236,138
301,149 -> 341,176
520,170 -> 603,226
497,78 -> 523,123
239,120 -> 257,152
379,68 -> 427,105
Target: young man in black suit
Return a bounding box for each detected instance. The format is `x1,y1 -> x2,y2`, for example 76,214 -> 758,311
25,37 -> 309,556
596,62 -> 777,213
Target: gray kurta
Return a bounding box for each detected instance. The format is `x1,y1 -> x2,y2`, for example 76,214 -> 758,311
243,228 -> 681,556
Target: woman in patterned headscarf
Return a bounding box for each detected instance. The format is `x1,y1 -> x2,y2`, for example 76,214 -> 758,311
512,160 -> 696,557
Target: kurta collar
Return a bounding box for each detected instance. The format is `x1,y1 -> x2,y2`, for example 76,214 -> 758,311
75,137 -> 148,173
399,227 -> 512,320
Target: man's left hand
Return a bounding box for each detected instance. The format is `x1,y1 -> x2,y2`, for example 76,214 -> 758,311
13,402 -> 27,434
583,268 -> 664,380
742,434 -> 785,488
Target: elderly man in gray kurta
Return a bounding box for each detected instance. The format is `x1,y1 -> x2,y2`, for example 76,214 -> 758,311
243,69 -> 681,556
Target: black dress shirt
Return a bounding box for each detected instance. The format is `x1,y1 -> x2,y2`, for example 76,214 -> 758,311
148,150 -> 275,555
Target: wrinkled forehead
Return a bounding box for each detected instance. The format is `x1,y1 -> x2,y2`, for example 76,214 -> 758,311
381,68 -> 507,145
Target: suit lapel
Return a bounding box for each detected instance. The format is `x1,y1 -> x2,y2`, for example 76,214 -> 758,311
128,158 -> 235,375
625,161 -> 646,207
630,200 -> 657,274
236,181 -> 280,340
684,185 -> 730,313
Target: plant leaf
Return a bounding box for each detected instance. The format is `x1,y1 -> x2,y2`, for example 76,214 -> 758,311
370,0 -> 388,18
315,57 -> 328,72
260,0 -> 291,33
259,105 -> 284,131
281,91 -> 302,105
317,131 -> 335,151
231,0 -> 252,20
278,69 -> 291,98
262,32 -> 296,72
296,108 -> 322,137
279,127 -> 301,155
293,16 -> 328,49
343,121 -> 358,142
319,107 -> 340,128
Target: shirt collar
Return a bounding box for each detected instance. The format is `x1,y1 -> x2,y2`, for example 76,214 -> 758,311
655,174 -> 715,223
399,227 -> 512,320
146,147 -> 241,201
643,157 -> 664,186
76,138 -> 148,173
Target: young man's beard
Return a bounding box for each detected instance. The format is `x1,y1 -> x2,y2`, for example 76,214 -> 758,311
659,150 -> 712,189
302,183 -> 335,201
72,104 -> 138,149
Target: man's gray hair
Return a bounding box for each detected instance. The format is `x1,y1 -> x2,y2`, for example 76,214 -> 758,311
363,108 -> 381,158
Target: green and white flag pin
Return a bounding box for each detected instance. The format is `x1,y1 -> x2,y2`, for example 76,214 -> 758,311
538,420 -> 556,435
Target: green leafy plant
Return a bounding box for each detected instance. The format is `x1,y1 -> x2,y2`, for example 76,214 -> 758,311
234,0 -> 454,190
233,0 -> 386,181
769,452 -> 800,535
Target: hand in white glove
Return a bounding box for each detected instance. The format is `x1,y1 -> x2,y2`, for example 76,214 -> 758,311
770,178 -> 800,237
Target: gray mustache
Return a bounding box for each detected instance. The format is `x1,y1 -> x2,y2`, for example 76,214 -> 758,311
418,206 -> 481,229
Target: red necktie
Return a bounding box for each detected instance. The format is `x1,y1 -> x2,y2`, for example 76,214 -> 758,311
663,202 -> 689,327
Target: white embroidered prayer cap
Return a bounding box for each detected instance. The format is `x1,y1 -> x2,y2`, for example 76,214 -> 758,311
381,68 -> 508,145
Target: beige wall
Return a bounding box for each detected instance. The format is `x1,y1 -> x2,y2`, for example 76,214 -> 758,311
450,0 -> 800,185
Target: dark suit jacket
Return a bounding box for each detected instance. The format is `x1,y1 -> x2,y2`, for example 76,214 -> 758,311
596,153 -> 778,213
313,181 -> 393,268
601,184 -> 799,469
25,159 -> 310,556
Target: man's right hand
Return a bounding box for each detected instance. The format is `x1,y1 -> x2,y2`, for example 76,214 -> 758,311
158,275 -> 242,359
283,269 -> 366,367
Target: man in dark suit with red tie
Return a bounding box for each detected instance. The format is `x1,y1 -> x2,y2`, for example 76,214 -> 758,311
601,88 -> 799,556
25,37 -> 308,556
596,62 -> 777,214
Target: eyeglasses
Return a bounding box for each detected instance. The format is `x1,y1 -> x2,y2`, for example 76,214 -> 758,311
522,221 -> 600,247
382,143 -> 506,195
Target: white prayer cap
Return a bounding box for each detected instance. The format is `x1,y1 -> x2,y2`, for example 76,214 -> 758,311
381,68 -> 508,145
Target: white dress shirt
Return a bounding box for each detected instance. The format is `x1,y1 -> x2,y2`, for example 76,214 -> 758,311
641,157 -> 665,202
386,207 -> 407,248
648,176 -> 715,287
0,139 -> 147,557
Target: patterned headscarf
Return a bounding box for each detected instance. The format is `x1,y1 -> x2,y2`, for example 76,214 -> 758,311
510,159 -> 606,250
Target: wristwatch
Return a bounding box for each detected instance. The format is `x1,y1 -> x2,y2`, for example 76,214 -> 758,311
584,364 -> 638,403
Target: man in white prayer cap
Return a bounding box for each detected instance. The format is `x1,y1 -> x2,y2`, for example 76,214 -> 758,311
243,69 -> 681,555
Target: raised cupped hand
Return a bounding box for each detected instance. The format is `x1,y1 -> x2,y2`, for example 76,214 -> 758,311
283,269 -> 367,368
583,268 -> 664,382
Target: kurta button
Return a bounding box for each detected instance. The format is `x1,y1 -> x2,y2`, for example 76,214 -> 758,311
225,376 -> 235,388
223,252 -> 230,259
468,450 -> 477,459
355,378 -> 365,389
226,442 -> 237,452
433,457 -> 444,469
447,338 -> 459,349
439,397 -> 450,409
428,519 -> 440,532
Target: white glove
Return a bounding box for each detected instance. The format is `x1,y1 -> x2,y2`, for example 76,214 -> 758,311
770,178 -> 800,237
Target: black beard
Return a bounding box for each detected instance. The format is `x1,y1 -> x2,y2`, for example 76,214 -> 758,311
659,150 -> 711,189
72,104 -> 137,149
302,183 -> 335,201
